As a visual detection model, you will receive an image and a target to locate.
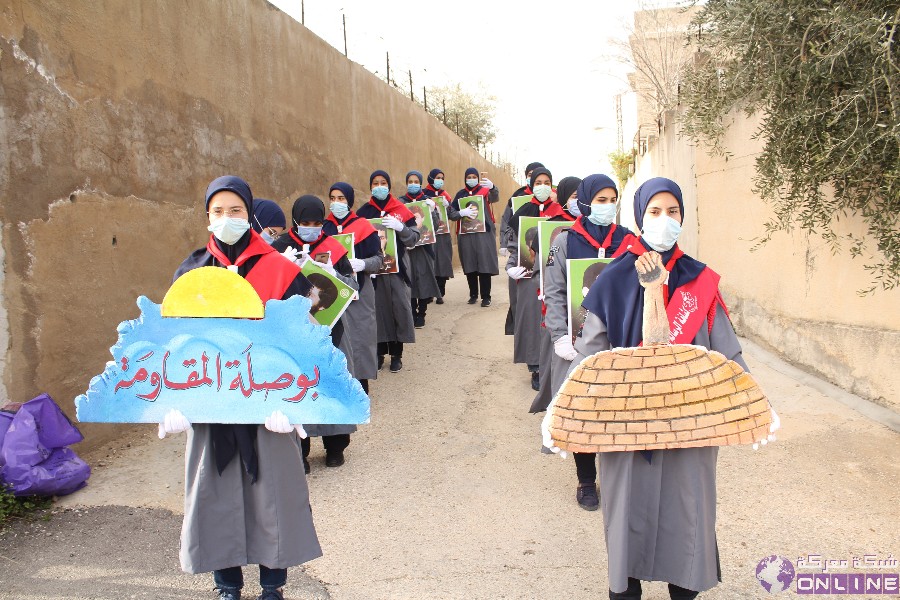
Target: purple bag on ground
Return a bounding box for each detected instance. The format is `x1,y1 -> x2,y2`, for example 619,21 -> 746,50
0,393 -> 91,496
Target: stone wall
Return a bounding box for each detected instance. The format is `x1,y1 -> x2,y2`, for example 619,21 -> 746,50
0,0 -> 516,450
622,110 -> 900,411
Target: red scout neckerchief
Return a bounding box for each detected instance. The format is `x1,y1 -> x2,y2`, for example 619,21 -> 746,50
206,231 -> 299,302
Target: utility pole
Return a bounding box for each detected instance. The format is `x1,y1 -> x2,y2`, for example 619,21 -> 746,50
408,70 -> 414,102
342,14 -> 348,57
442,99 -> 447,124
301,0 -> 305,25
386,52 -> 390,84
423,86 -> 427,112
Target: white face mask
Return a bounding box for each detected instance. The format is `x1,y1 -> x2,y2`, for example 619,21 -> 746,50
466,178 -> 479,188
588,203 -> 618,226
533,184 -> 552,202
567,197 -> 581,217
641,215 -> 682,251
208,217 -> 250,245
260,230 -> 275,245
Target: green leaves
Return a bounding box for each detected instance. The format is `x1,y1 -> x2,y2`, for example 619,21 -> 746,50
680,0 -> 900,291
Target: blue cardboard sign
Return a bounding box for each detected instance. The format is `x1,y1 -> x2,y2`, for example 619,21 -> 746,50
75,295 -> 369,425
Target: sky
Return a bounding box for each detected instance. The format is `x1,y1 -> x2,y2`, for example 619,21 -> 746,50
268,0 -> 655,185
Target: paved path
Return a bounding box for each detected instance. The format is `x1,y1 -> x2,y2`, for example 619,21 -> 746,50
3,267 -> 898,599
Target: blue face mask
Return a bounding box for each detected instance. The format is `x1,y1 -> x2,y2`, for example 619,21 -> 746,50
407,183 -> 421,195
330,202 -> 350,220
465,178 -> 479,188
372,186 -> 389,201
567,197 -> 582,217
588,203 -> 618,226
296,226 -> 322,242
433,179 -> 444,190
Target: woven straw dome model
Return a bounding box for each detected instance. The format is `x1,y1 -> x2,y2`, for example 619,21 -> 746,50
548,249 -> 775,453
549,344 -> 772,453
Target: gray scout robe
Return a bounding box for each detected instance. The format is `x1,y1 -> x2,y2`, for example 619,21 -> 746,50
569,304 -> 748,594
407,245 -> 442,299
375,224 -> 420,343
506,227 -> 542,366
343,254 -> 383,380
500,201 -> 517,335
448,189 -> 500,275
434,232 -> 454,279
180,425 -> 322,573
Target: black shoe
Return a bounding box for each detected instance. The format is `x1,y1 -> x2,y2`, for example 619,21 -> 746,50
213,587 -> 241,600
325,451 -> 345,468
531,371 -> 540,391
257,589 -> 284,600
436,297 -> 444,304
390,355 -> 402,372
467,296 -> 478,304
378,355 -> 385,371
576,482 -> 600,511
481,297 -> 491,307
303,457 -> 310,474
414,314 -> 425,328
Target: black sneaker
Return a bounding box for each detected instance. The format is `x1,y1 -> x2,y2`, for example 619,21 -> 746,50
467,296 -> 478,304
531,371 -> 540,391
390,355 -> 403,372
414,314 -> 425,328
576,483 -> 600,511
481,297 -> 491,307
256,589 -> 284,600
436,297 -> 444,304
378,355 -> 385,370
303,457 -> 310,474
325,451 -> 345,468
213,587 -> 241,600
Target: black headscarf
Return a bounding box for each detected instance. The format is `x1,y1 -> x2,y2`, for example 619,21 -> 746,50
427,168 -> 444,185
369,169 -> 392,190
555,176 -> 581,210
292,194 -> 326,226
529,167 -> 553,190
206,175 -> 253,214
329,182 -> 356,208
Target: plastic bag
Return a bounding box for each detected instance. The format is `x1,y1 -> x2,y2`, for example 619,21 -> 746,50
0,393 -> 91,496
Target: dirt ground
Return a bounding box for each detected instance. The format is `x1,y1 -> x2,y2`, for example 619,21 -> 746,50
2,267 -> 899,600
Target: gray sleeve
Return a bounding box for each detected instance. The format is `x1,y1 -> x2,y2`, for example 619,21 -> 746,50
361,252 -> 384,274
499,203 -> 513,247
487,186 -> 500,204
568,312 -> 611,375
505,231 -> 519,270
448,202 -> 461,221
397,224 -> 420,248
543,231 -> 570,342
706,303 -> 749,371
333,270 -> 359,290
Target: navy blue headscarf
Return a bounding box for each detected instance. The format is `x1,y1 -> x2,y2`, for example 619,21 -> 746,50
369,169 -> 392,190
581,177 -> 705,348
329,182 -> 356,208
250,199 -> 286,233
575,174 -> 617,217
464,167 -> 479,189
567,174 -> 632,259
205,175 -> 253,214
406,170 -> 424,184
427,168 -> 444,185
525,161 -> 544,175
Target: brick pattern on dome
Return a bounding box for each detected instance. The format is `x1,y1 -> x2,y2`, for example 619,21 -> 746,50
550,344 -> 772,453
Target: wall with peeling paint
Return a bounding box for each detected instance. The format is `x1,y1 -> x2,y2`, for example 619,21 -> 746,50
0,0 -> 515,450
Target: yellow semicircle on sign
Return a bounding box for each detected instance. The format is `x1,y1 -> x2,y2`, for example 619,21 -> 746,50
161,266 -> 264,318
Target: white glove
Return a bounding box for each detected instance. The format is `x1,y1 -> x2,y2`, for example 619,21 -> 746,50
481,178 -> 494,190
753,406 -> 781,450
264,410 -> 307,437
311,259 -> 336,276
540,405 -> 568,459
157,409 -> 191,439
281,246 -> 302,264
440,197 -> 450,207
507,265 -> 528,280
382,215 -> 404,231
424,198 -> 436,209
499,247 -> 509,257
554,336 -> 578,361
349,257 -> 366,272
458,207 -> 477,218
